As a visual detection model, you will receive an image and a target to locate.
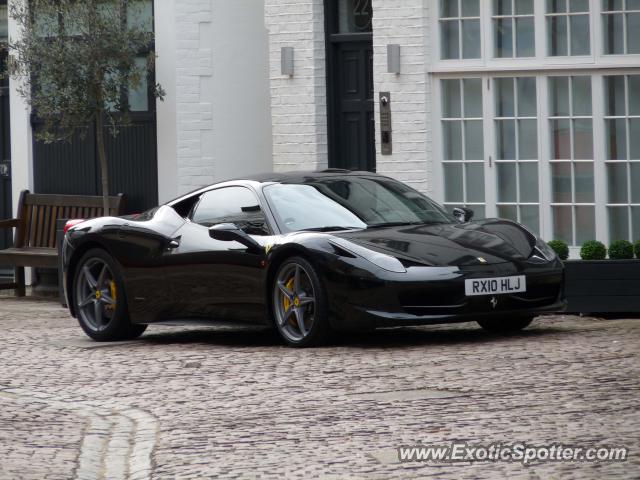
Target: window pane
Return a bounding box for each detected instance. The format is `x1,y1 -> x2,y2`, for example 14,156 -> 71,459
471,205 -> 486,219
629,119 -> 640,159
574,162 -> 595,202
444,163 -> 464,202
465,120 -> 484,160
463,78 -> 483,117
498,205 -> 518,222
549,77 -> 570,116
552,162 -> 572,202
497,162 -> 517,202
602,0 -> 623,11
0,6 -> 6,41
548,16 -> 568,56
496,78 -> 515,117
129,57 -> 149,112
516,0 -> 534,15
628,0 -> 640,9
551,119 -> 571,159
569,0 -> 589,11
497,120 -> 516,159
631,163 -> 640,203
440,0 -> 458,17
462,19 -> 481,58
192,187 -> 263,227
628,13 -> 640,54
603,14 -> 624,54
517,77 -> 537,117
570,15 -> 590,55
547,0 -> 566,12
605,76 -> 626,116
338,0 -> 373,33
633,207 -> 640,242
494,18 -> 513,57
518,120 -> 538,159
441,20 -> 460,59
516,17 -> 535,57
494,0 -> 512,15
609,206 -> 629,241
443,121 -> 463,160
520,206 -> 540,233
575,206 -> 595,244
442,80 -> 461,117
574,119 -> 593,160
127,0 -> 154,32
466,163 -> 485,202
553,206 -> 573,243
461,0 -> 480,17
629,76 -> 640,115
607,163 -> 628,203
606,119 -> 627,160
572,76 -> 592,116
519,162 -> 539,202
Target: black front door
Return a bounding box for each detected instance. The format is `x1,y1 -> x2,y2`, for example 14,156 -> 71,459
326,0 -> 375,172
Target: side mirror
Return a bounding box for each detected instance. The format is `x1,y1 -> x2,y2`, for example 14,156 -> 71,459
208,223 -> 262,252
453,207 -> 474,223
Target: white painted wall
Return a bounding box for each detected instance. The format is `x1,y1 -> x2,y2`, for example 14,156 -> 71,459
155,0 -> 273,200
264,0 -> 328,172
372,0 -> 432,194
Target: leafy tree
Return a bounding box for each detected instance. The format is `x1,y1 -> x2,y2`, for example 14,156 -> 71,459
3,0 -> 164,214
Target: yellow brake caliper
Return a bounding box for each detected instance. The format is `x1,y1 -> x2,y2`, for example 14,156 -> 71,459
282,277 -> 295,317
107,280 -> 117,310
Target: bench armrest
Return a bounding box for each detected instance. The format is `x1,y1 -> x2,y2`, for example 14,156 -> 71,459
0,219 -> 20,230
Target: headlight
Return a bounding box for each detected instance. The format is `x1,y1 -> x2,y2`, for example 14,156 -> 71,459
329,238 -> 407,273
533,238 -> 557,261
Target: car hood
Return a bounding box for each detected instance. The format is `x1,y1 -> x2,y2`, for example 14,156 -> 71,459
330,219 -> 537,267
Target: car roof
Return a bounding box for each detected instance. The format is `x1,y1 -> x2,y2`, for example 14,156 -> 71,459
235,169 -> 382,184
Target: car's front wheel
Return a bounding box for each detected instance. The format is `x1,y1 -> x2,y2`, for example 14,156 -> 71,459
272,256 -> 330,347
477,315 -> 534,333
73,248 -> 147,341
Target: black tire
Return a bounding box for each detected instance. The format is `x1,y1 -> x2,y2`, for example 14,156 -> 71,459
73,248 -> 147,341
477,315 -> 534,333
271,256 -> 330,347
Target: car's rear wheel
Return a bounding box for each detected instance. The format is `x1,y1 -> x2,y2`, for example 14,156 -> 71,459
272,256 -> 330,347
73,248 -> 147,341
477,315 -> 534,333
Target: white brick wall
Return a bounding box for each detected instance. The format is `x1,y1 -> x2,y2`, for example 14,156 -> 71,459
264,0 -> 328,172
175,0 -> 214,193
372,0 -> 432,195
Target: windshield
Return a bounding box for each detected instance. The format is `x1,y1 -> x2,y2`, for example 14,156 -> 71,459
263,176 -> 455,233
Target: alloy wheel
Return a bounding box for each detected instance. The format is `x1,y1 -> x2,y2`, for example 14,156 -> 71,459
75,258 -> 118,332
273,262 -> 317,342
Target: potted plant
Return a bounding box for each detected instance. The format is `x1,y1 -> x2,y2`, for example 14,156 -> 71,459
560,239 -> 640,314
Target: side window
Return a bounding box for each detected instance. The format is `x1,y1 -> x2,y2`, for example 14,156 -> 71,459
191,187 -> 269,235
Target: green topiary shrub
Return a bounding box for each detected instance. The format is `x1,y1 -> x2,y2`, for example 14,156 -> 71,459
609,240 -> 634,259
580,240 -> 607,260
547,240 -> 569,260
635,240 -> 640,259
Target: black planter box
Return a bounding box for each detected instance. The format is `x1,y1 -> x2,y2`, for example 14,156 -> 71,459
564,259 -> 640,313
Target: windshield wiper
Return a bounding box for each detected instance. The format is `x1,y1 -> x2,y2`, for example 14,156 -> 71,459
300,226 -> 364,232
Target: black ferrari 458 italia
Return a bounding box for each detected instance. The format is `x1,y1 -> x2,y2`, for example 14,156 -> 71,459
62,170 -> 565,347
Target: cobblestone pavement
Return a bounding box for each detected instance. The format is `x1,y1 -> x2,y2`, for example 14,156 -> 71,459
0,297 -> 638,479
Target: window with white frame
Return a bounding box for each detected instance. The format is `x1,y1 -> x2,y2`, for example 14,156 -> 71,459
604,74 -> 640,241
602,0 -> 640,54
492,0 -> 535,58
439,0 -> 481,59
441,78 -> 486,218
0,2 -> 7,42
495,77 -> 539,232
549,76 -> 595,245
546,0 -> 591,56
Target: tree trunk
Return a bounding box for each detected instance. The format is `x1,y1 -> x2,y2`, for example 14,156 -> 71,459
95,114 -> 110,216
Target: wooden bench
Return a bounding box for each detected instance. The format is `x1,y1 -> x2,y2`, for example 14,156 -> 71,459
0,190 -> 125,296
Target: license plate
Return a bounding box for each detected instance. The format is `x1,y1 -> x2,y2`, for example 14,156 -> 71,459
465,275 -> 526,296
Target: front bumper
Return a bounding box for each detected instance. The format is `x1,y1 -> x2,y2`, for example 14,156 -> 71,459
325,259 -> 565,330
